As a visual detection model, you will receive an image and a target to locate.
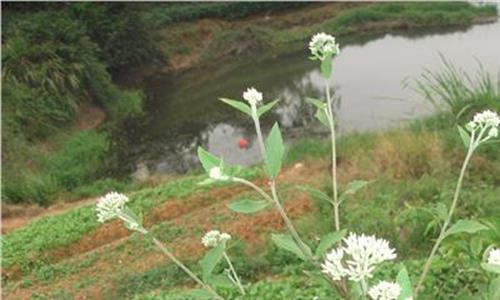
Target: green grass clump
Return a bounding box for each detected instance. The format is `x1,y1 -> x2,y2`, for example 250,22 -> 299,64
2,130 -> 112,204
413,56 -> 500,117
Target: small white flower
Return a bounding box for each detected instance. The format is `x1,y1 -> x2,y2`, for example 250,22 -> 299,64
96,192 -> 129,223
209,167 -> 229,181
309,32 -> 340,61
322,233 -> 396,282
202,230 -> 231,248
322,248 -> 348,281
487,248 -> 500,266
368,281 -> 401,300
472,110 -> 500,128
465,121 -> 477,131
488,127 -> 498,138
243,87 -> 263,107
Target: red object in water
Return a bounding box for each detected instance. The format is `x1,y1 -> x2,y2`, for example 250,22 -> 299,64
238,138 -> 249,149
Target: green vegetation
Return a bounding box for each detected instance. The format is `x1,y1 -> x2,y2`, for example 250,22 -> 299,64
413,56 -> 500,116
2,3 -> 500,299
143,2 -> 310,26
1,3 -> 161,204
161,2 -> 497,66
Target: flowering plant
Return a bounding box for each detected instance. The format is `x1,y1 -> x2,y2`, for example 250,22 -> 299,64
95,31 -> 499,299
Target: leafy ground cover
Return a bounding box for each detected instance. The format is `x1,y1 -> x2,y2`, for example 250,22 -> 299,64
3,109 -> 499,298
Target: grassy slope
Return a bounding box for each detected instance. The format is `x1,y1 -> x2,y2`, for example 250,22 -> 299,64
3,2 -> 499,299
3,113 -> 500,299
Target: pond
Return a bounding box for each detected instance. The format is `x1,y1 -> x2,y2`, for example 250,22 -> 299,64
118,20 -> 500,177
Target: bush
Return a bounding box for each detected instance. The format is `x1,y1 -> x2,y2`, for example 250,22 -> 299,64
68,2 -> 163,73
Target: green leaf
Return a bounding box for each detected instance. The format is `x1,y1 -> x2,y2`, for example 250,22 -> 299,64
339,180 -> 370,203
305,97 -> 326,110
208,274 -> 233,288
199,242 -> 225,282
315,229 -> 347,258
320,54 -> 333,79
457,125 -> 471,148
469,236 -> 483,257
187,289 -> 213,299
265,123 -> 284,178
314,108 -> 330,127
257,99 -> 279,117
197,146 -> 221,173
445,219 -> 489,238
271,233 -> 312,261
396,265 -> 413,300
297,185 -> 333,206
227,199 -> 270,214
482,263 -> 500,274
219,98 -> 252,116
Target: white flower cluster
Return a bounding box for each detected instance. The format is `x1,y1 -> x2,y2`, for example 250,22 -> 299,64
368,281 -> 401,300
466,110 -> 500,140
487,248 -> 500,266
209,167 -> 229,181
96,192 -> 129,223
202,230 -> 231,248
322,233 -> 397,282
309,32 -> 340,61
243,87 -> 263,107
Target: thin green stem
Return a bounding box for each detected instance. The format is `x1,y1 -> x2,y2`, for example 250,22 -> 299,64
414,144 -> 475,297
150,236 -> 224,300
270,180 -> 316,263
325,79 -> 340,231
360,278 -> 368,299
252,106 -> 267,161
223,251 -> 245,295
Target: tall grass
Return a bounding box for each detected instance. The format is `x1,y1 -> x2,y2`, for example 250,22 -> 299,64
412,56 -> 500,118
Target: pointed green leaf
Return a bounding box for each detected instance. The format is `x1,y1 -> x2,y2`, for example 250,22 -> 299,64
198,146 -> 221,173
208,274 -> 234,288
297,185 -> 333,206
469,236 -> 483,257
315,229 -> 347,258
228,199 -> 270,214
457,125 -> 471,148
305,97 -> 326,110
339,180 -> 370,203
219,98 -> 252,116
200,242 -> 225,282
445,219 -> 489,238
265,123 -> 284,178
320,54 -> 333,79
396,265 -> 413,300
257,99 -> 279,117
271,233 -> 312,261
315,108 -> 330,127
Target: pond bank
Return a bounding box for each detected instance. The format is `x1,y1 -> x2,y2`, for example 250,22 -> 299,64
148,2 -> 497,75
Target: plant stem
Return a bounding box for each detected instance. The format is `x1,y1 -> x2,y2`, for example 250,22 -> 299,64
252,107 -> 267,161
360,278 -> 368,299
248,109 -> 315,263
270,180 -> 316,263
414,145 -> 475,296
232,177 -> 314,263
150,236 -> 224,300
223,251 -> 245,295
325,80 -> 340,231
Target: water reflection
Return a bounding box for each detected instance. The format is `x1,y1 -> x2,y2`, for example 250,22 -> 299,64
120,20 -> 500,176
